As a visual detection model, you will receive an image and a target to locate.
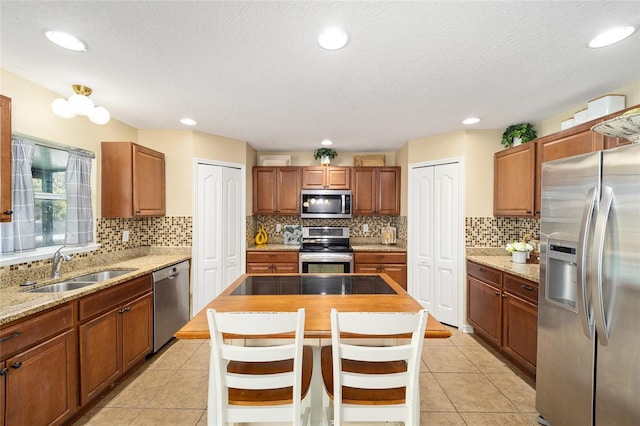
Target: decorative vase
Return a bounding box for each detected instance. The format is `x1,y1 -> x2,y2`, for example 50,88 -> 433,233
512,251 -> 527,264
320,155 -> 331,166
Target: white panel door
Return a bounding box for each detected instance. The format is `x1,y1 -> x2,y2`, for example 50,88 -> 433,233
410,161 -> 461,326
222,167 -> 242,288
193,162 -> 244,315
433,163 -> 459,325
194,164 -> 223,314
411,166 -> 434,312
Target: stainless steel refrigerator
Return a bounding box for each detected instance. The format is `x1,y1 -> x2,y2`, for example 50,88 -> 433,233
536,143 -> 640,425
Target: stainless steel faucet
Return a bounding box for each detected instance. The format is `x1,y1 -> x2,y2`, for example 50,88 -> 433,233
51,246 -> 72,279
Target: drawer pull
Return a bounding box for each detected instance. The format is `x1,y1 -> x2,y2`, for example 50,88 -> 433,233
520,284 -> 534,291
11,361 -> 22,369
479,268 -> 486,272
0,331 -> 22,343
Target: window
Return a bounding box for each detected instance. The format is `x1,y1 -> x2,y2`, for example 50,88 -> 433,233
32,144 -> 68,248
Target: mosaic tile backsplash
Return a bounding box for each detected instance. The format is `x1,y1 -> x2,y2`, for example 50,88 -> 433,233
2,214 -> 538,283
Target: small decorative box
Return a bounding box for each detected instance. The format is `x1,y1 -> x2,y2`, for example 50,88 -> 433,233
560,118 -> 574,130
573,109 -> 588,125
587,94 -> 625,121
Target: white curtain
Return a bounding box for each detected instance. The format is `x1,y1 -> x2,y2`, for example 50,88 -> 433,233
65,149 -> 94,246
0,137 -> 36,254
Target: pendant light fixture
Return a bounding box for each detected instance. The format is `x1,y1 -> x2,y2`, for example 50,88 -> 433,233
51,84 -> 111,125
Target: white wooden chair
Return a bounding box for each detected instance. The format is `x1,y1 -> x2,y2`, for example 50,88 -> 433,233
321,308 -> 429,425
206,308 -> 312,425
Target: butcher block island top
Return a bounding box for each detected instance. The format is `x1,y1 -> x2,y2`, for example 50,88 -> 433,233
176,273 -> 451,339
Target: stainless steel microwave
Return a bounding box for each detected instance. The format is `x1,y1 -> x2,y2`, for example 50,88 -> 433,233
300,190 -> 352,219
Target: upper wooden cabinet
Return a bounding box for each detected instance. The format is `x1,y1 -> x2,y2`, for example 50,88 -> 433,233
0,95 -> 12,223
494,104 -> 636,217
253,167 -> 301,215
101,142 -> 166,218
494,143 -> 536,217
352,167 -> 400,216
302,166 -> 350,190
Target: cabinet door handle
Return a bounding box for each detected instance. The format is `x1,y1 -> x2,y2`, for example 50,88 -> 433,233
479,268 -> 486,272
2,210 -> 13,215
0,368 -> 8,376
119,307 -> 132,314
520,284 -> 534,291
0,331 -> 22,343
535,210 -> 541,215
135,210 -> 141,214
11,361 -> 22,369
502,294 -> 508,298
526,210 -> 532,214
494,291 -> 500,296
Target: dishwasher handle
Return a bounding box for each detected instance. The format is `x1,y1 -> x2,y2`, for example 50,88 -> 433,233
152,261 -> 190,282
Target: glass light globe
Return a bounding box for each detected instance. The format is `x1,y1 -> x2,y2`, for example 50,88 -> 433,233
51,98 -> 76,119
68,94 -> 94,116
89,106 -> 111,125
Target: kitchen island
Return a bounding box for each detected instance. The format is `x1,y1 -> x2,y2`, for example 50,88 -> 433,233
177,272 -> 449,426
176,272 -> 451,339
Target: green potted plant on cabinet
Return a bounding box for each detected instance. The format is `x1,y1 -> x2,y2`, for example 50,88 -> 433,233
501,123 -> 537,148
313,148 -> 337,165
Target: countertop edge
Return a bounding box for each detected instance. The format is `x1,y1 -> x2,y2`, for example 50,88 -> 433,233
466,255 -> 539,283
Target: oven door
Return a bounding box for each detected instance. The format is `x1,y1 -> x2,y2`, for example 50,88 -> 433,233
299,252 -> 353,274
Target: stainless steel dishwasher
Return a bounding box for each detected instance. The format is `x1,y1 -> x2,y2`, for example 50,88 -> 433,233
152,260 -> 190,352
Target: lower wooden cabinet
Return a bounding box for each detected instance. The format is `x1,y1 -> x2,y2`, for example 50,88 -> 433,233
246,251 -> 298,274
78,275 -> 153,406
354,252 -> 407,290
467,260 -> 538,377
0,303 -> 77,426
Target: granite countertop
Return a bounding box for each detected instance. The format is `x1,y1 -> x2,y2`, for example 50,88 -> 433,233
247,243 -> 406,252
466,252 -> 539,283
0,253 -> 191,326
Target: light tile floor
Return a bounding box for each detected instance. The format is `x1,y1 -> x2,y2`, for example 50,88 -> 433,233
74,326 -> 540,425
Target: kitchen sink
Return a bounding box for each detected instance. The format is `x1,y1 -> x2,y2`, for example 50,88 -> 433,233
69,269 -> 136,282
26,269 -> 137,293
27,281 -> 96,293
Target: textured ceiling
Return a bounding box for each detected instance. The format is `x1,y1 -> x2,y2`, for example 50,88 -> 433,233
1,1 -> 639,152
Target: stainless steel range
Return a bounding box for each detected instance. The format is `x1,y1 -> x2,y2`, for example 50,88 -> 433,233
299,226 -> 353,273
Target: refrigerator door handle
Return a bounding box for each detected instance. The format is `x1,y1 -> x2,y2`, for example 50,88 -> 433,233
592,185 -> 613,346
576,186 -> 597,339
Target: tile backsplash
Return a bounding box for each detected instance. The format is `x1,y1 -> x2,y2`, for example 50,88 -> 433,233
2,214 -> 538,283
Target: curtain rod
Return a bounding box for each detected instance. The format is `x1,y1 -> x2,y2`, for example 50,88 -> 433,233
13,132 -> 96,159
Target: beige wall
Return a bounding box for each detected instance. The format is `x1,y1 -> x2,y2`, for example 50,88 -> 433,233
535,80 -> 640,137
404,129 -> 503,217
2,69 -> 250,218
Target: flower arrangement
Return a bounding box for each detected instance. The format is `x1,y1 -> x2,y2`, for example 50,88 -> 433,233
505,241 -> 534,253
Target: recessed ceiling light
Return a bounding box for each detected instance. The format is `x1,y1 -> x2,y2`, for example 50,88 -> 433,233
44,30 -> 88,52
588,26 -> 636,48
318,27 -> 349,50
462,117 -> 481,125
180,118 -> 198,126
321,139 -> 333,146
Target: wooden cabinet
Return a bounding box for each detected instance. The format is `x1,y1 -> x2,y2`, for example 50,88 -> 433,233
0,303 -> 77,426
354,252 -> 407,290
302,167 -> 350,189
0,95 -> 12,223
246,251 -> 299,273
78,275 -> 153,405
253,167 -> 301,215
494,104 -> 637,217
101,142 -> 166,218
493,143 -> 536,217
352,167 -> 400,216
466,260 -> 538,377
